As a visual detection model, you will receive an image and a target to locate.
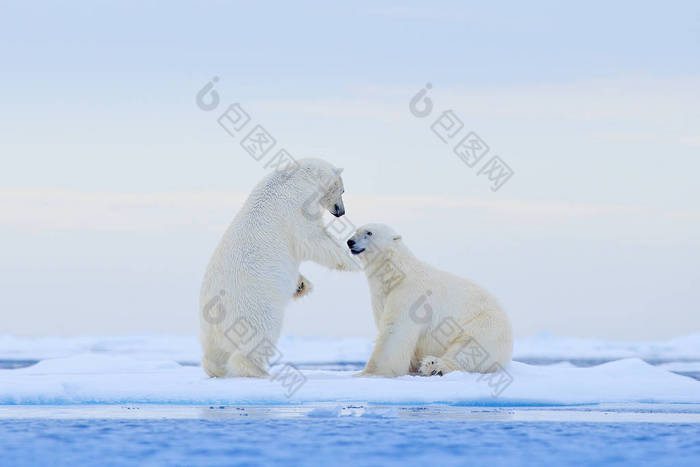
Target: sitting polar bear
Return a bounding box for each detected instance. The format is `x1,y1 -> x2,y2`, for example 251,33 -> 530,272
199,158 -> 359,377
347,223 -> 513,377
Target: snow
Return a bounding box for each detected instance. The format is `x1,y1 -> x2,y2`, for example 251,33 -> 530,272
0,335 -> 202,362
0,334 -> 698,406
0,335 -> 373,364
3,333 -> 700,363
515,333 -> 700,361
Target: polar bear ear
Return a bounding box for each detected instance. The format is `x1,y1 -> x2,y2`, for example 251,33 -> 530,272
336,168 -> 344,175
392,235 -> 402,241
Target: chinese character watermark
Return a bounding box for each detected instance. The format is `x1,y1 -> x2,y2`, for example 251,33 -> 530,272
407,291 -> 513,397
409,83 -> 514,192
195,77 -> 299,178
201,290 -> 307,397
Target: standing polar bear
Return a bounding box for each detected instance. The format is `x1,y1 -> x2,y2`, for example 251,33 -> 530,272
347,223 -> 513,377
199,158 -> 358,377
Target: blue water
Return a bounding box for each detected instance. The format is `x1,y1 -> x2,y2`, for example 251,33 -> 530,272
1,417 -> 699,466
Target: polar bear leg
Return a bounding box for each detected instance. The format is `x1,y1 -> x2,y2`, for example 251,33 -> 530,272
419,334 -> 477,376
202,352 -> 229,378
201,340 -> 231,377
305,226 -> 361,272
225,353 -> 271,378
293,274 -> 313,299
359,322 -> 421,377
419,333 -> 508,376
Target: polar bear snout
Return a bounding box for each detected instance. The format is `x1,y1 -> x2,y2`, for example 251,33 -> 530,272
348,223 -> 399,255
332,202 -> 345,217
347,238 -> 365,255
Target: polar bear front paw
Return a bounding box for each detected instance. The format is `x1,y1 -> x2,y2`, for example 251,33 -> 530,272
419,356 -> 448,377
293,275 -> 313,299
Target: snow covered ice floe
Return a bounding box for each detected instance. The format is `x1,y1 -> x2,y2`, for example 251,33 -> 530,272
0,335 -> 373,364
2,333 -> 700,363
514,333 -> 700,362
0,352 -> 698,406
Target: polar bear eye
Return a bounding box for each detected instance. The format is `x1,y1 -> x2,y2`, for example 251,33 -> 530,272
367,232 -> 373,236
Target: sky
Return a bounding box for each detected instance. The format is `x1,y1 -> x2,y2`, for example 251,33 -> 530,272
1,0 -> 699,339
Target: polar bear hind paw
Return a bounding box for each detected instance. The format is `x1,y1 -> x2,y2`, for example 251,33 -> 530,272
419,356 -> 449,377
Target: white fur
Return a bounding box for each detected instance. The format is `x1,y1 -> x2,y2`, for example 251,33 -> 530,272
199,158 -> 359,377
349,223 -> 513,377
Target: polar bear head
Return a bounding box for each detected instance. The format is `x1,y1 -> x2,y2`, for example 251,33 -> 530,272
346,223 -> 402,255
292,158 -> 347,218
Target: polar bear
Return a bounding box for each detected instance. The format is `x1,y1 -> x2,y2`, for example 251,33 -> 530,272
199,158 -> 359,377
347,223 -> 513,377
